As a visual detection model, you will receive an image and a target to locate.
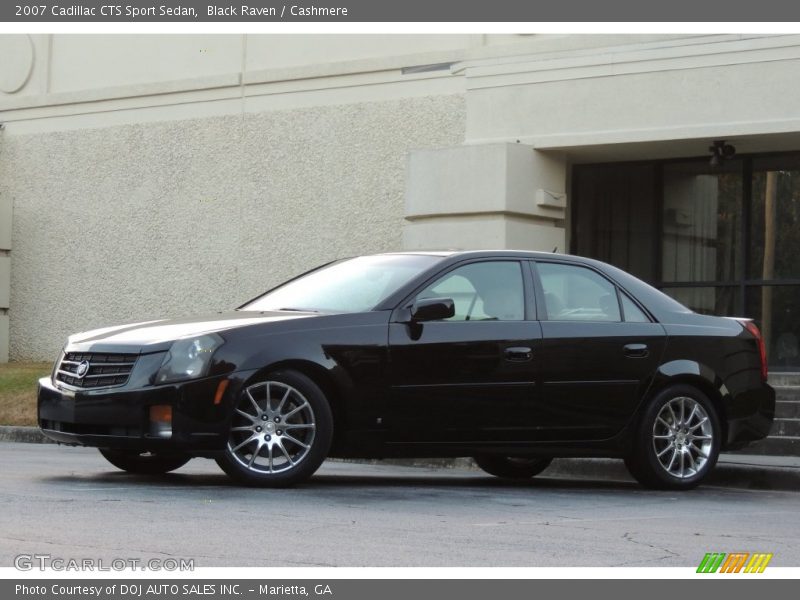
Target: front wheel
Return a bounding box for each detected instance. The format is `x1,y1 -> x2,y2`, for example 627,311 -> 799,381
625,385 -> 721,490
473,455 -> 553,479
98,449 -> 191,474
216,371 -> 333,487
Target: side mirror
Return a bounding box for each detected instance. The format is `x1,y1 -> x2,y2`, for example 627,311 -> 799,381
411,297 -> 455,322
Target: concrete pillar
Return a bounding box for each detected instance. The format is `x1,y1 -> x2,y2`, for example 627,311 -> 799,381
403,143 -> 567,252
0,189 -> 10,363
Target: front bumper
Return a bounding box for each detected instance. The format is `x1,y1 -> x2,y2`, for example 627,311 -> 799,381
37,370 -> 255,454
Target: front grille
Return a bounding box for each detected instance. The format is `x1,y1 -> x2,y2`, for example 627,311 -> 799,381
56,352 -> 138,389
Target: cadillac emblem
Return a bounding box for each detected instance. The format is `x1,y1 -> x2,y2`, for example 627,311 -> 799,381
75,360 -> 90,379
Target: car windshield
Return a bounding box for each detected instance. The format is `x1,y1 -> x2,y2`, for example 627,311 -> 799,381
239,254 -> 443,314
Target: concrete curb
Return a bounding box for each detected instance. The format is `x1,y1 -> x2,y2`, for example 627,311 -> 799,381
2,426 -> 798,491
0,425 -> 54,444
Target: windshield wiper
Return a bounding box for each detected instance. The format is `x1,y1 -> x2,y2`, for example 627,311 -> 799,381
277,307 -> 320,313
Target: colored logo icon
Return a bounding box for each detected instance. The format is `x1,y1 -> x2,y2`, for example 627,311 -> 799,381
697,552 -> 773,573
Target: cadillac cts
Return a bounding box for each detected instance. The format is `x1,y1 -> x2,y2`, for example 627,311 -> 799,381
38,251 -> 775,489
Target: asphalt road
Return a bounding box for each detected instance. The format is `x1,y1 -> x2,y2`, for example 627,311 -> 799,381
1,443 -> 798,568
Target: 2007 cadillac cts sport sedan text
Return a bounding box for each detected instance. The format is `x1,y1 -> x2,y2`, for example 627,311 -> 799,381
38,251 -> 775,490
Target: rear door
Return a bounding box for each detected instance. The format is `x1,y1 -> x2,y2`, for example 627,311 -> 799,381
533,260 -> 666,441
386,259 -> 543,444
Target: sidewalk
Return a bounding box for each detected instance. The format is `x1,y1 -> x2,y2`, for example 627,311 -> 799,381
2,425 -> 798,491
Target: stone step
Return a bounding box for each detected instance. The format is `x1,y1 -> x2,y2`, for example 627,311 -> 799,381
736,435 -> 800,456
768,372 -> 800,387
776,401 -> 800,419
733,375 -> 800,456
771,418 -> 800,437
776,387 -> 800,402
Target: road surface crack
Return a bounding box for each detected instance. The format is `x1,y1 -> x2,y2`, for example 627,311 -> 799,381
617,531 -> 680,565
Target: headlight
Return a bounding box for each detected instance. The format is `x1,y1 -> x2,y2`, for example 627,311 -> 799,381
155,334 -> 223,384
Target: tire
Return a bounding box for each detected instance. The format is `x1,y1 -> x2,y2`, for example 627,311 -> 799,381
624,384 -> 721,490
216,370 -> 333,487
473,455 -> 553,479
98,448 -> 191,474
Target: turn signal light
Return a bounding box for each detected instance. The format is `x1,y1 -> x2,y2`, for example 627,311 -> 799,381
149,405 -> 172,423
149,405 -> 173,439
214,380 -> 229,405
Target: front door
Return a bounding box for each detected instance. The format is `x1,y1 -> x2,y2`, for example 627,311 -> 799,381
386,260 -> 542,445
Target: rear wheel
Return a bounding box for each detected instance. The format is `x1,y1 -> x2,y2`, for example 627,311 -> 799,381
216,370 -> 333,487
473,455 -> 553,479
98,449 -> 191,474
625,384 -> 721,490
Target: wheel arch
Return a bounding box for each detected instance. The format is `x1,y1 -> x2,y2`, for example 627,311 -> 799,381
244,359 -> 348,451
623,367 -> 727,489
640,365 -> 730,447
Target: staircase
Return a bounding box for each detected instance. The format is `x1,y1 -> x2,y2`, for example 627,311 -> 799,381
740,372 -> 800,456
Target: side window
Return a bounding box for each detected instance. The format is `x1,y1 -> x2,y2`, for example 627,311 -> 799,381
537,263 -> 621,322
415,261 -> 525,321
621,292 -> 650,323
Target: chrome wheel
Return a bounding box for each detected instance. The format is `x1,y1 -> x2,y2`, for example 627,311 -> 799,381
652,396 -> 713,479
227,381 -> 316,474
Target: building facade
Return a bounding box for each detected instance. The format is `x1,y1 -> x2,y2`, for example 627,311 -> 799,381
1,33 -> 799,372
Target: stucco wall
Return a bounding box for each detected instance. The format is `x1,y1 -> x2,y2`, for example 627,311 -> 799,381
1,93 -> 465,360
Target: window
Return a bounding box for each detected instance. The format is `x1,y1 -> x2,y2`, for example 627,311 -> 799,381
538,263 -> 621,322
573,151 -> 800,369
661,160 -> 743,283
241,254 -> 441,313
573,163 -> 657,282
620,293 -> 650,323
415,261 -> 524,321
749,157 -> 800,280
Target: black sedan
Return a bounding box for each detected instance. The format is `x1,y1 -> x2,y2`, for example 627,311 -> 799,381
38,251 -> 774,490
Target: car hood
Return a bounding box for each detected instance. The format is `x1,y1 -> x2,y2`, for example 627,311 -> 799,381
66,311 -> 317,353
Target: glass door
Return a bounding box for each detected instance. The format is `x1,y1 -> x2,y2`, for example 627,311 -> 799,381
572,152 -> 800,371
748,157 -> 800,370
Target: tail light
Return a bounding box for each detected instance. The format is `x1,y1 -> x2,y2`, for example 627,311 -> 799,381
738,319 -> 768,381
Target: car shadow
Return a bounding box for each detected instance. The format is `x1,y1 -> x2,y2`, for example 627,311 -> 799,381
308,473 -> 643,491
39,470 -> 643,492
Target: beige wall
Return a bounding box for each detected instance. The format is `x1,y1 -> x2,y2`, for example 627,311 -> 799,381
3,33 -> 678,105
0,94 -> 465,360
459,34 -> 800,157
403,34 -> 800,254
0,34 -> 479,360
4,33 -> 800,360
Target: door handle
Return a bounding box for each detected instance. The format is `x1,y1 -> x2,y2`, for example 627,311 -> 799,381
504,347 -> 533,362
623,343 -> 649,358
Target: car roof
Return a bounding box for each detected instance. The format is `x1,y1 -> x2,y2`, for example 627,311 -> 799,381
375,249 -> 578,260
374,249 -> 620,268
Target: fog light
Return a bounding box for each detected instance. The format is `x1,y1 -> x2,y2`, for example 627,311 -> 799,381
149,405 -> 172,439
